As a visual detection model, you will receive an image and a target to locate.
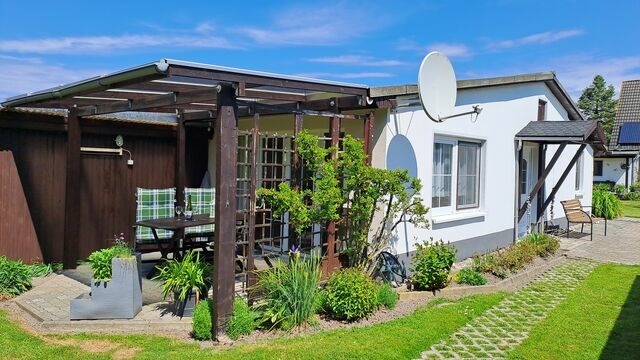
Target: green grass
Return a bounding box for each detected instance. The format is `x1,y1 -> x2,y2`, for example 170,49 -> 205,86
0,293 -> 505,360
509,264 -> 640,360
620,200 -> 640,218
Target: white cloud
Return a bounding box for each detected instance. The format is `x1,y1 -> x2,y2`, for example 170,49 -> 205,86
488,29 -> 584,50
396,39 -> 472,59
306,55 -> 406,67
0,56 -> 111,101
0,33 -> 237,54
235,5 -> 375,46
296,71 -> 394,80
552,55 -> 640,98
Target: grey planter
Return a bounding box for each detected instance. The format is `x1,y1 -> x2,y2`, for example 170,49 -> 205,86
174,289 -> 198,318
70,254 -> 142,320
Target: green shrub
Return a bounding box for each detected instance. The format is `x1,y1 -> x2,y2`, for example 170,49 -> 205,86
410,239 -> 457,291
630,182 -> 640,193
87,237 -> 133,281
456,268 -> 487,286
593,183 -> 614,191
192,299 -> 213,340
314,289 -> 329,314
377,282 -> 398,309
153,250 -> 212,302
253,254 -> 322,330
593,189 -> 622,219
614,184 -> 627,194
524,232 -> 560,258
26,263 -> 53,278
325,268 -> 379,321
226,298 -> 259,340
0,256 -> 32,297
619,191 -> 640,201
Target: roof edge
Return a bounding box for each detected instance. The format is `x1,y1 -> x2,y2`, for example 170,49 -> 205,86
370,71 -> 583,120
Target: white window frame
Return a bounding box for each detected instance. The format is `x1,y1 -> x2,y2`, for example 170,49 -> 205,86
575,154 -> 583,193
431,136 -> 483,216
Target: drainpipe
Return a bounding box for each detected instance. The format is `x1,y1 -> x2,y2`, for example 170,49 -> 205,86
625,158 -> 630,189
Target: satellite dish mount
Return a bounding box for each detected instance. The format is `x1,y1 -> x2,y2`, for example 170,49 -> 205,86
417,52 -> 482,122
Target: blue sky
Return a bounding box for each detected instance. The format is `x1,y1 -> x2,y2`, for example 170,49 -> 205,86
0,0 -> 639,101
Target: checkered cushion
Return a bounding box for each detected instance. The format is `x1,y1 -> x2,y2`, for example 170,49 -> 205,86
135,187 -> 176,244
184,187 -> 215,236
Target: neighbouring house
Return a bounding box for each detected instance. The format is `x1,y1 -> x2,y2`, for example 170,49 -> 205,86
593,79 -> 640,189
0,60 -> 606,336
368,72 -> 606,262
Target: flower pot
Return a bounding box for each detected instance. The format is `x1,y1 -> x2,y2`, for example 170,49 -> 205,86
70,253 -> 142,320
173,287 -> 204,318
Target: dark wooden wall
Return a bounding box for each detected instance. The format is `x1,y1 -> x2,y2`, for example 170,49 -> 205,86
0,111 -> 209,264
0,151 -> 44,262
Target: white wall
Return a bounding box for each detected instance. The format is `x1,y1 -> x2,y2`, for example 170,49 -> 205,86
594,157 -> 632,187
374,82 -> 595,257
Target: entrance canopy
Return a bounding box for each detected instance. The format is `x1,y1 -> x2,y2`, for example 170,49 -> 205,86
514,120 -> 607,223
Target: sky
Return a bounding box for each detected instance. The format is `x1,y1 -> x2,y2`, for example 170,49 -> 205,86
0,0 -> 639,102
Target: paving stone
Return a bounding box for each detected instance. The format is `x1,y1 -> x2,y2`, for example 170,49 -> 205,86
419,260 -> 598,359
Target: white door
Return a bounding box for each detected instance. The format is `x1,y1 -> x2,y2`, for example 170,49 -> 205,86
518,145 -> 538,235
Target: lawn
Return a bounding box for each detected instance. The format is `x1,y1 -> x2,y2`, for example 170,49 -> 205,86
0,293 -> 505,360
620,200 -> 640,218
509,264 -> 640,360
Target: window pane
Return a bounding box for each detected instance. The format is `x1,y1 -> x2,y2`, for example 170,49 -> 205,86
432,143 -> 453,208
575,155 -> 582,191
457,142 -> 480,208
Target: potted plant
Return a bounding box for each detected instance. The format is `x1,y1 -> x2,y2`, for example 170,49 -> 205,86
153,250 -> 212,317
70,234 -> 142,320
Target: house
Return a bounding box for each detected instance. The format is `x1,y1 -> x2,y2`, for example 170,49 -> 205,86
0,60 -> 605,335
593,79 -> 640,189
368,72 -> 606,262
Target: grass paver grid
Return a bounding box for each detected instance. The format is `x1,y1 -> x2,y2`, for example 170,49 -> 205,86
420,260 -> 598,359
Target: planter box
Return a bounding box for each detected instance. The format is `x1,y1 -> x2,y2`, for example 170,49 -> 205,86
174,289 -> 198,318
70,254 -> 142,320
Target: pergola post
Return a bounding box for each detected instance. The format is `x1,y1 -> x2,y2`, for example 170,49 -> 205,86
175,111 -> 186,206
363,112 -> 375,165
212,84 -> 238,339
63,108 -> 81,269
322,115 -> 341,274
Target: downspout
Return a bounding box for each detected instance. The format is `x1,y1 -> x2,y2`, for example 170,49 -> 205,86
514,139 -> 523,243
625,158 -> 630,189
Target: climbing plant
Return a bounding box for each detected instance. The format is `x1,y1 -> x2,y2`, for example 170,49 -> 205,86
257,130 -> 429,271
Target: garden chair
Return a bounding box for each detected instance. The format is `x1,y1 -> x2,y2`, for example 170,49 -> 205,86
183,187 -> 215,252
560,199 -> 607,241
134,187 -> 176,257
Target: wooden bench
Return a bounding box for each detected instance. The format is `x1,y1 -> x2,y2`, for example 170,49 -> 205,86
560,199 -> 607,241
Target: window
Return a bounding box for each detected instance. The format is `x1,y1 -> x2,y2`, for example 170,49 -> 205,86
520,158 -> 528,195
575,154 -> 583,191
593,160 -> 603,177
432,138 -> 482,211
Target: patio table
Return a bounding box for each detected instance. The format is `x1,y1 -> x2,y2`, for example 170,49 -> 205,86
136,214 -> 216,262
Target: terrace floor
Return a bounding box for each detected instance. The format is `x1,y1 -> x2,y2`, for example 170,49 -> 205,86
7,218 -> 640,336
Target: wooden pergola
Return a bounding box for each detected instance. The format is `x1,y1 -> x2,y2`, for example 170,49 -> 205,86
1,59 -> 374,337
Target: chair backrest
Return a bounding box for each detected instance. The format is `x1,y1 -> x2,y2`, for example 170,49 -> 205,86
561,199 -> 591,222
184,187 -> 215,235
135,187 -> 176,243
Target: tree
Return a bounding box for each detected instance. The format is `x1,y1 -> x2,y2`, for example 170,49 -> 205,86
577,75 -> 618,142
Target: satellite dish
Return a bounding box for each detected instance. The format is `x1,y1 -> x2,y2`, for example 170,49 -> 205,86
417,52 -> 483,123
418,52 -> 457,122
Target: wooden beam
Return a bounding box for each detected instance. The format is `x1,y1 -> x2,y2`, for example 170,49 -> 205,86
63,109 -> 81,269
168,65 -> 369,96
540,144 -> 587,215
76,88 -> 220,116
246,113 -> 259,294
175,111 -> 186,207
363,112 -> 375,164
212,84 -> 238,339
517,142 -> 567,221
0,113 -> 67,133
322,115 -> 341,274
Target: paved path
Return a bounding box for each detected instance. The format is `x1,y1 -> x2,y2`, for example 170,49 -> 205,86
561,217 -> 640,265
419,260 -> 598,359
